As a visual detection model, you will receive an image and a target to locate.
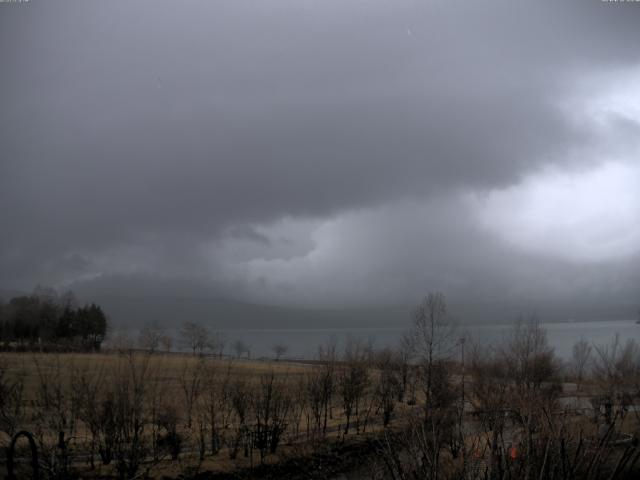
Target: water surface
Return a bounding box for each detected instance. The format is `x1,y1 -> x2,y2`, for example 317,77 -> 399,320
215,320 -> 640,360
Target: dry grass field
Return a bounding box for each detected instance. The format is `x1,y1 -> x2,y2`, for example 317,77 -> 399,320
0,351 -> 311,397
0,349 -> 399,479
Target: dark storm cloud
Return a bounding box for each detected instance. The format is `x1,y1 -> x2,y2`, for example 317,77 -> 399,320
1,0 -> 640,311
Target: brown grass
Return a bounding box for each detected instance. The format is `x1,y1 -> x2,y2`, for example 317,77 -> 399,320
0,351 -> 394,478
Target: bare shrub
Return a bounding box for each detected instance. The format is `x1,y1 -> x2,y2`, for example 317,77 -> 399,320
137,321 -> 166,353
396,332 -> 415,403
179,356 -> 205,429
287,374 -> 308,441
339,337 -> 370,435
31,354 -> 78,477
305,337 -> 337,438
228,377 -> 251,459
233,340 -> 251,359
272,343 -> 288,361
0,358 -> 25,437
107,352 -> 153,479
72,361 -> 108,468
252,370 -> 293,461
156,404 -> 182,460
379,340 -> 639,480
571,336 -> 593,382
373,348 -> 402,427
200,359 -> 230,456
592,335 -> 640,425
209,331 -> 226,358
180,321 -> 210,356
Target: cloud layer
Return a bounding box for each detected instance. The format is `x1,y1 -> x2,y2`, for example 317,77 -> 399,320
1,1 -> 639,318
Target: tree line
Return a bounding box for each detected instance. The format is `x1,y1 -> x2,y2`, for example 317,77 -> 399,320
0,287 -> 108,351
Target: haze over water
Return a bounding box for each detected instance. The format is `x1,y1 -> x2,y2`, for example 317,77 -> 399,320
118,320 -> 639,360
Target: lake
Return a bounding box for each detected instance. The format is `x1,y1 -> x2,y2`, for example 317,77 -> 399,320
213,319 -> 640,360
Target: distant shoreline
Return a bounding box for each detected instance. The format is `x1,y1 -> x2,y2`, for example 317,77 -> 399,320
184,318 -> 639,332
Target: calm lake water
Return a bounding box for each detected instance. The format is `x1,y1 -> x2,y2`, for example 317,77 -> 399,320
213,320 -> 640,360
117,320 -> 640,360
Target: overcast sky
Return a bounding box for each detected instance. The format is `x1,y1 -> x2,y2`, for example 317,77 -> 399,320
1,0 -> 640,315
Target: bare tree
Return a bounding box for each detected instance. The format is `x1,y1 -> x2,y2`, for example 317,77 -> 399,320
200,360 -> 230,455
288,375 -> 308,441
108,330 -> 135,353
373,348 -> 401,427
228,378 -> 250,459
339,337 -> 370,435
501,317 -> 559,391
468,320 -> 561,479
0,358 -> 25,437
160,334 -> 173,353
180,321 -> 210,356
592,335 -> 640,425
31,354 -> 79,477
396,332 -> 415,403
74,358 -> 150,471
233,339 -> 250,359
503,318 -> 560,471
571,335 -> 592,382
147,357 -> 170,462
271,343 -> 288,361
179,357 -> 206,429
468,341 -> 511,475
252,371 -> 293,461
72,361 -> 108,469
317,337 -> 337,435
380,321 -> 564,480
156,404 -> 181,460
105,351 -> 153,479
138,321 -> 166,353
305,368 -> 325,438
209,331 -> 226,358
412,292 -> 456,415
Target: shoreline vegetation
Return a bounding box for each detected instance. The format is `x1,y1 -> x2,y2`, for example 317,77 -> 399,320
1,291 -> 639,479
0,288 -> 107,353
